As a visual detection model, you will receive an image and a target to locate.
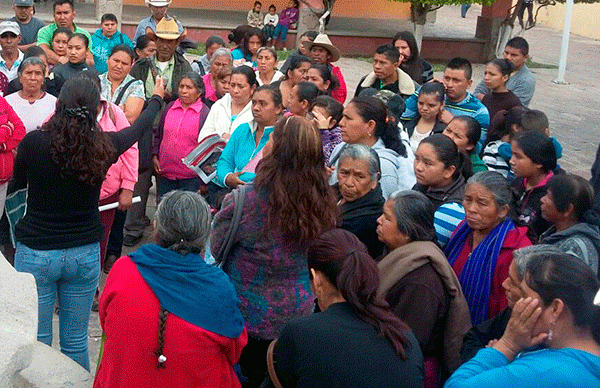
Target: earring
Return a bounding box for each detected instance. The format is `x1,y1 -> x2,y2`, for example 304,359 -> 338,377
548,322 -> 555,341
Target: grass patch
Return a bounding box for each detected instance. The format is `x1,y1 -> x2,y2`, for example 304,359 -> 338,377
431,63 -> 446,73
526,58 -> 558,69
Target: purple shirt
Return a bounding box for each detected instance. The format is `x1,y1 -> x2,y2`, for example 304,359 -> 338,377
278,7 -> 299,27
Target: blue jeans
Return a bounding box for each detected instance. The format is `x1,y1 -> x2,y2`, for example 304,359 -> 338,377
274,24 -> 290,41
15,242 -> 100,371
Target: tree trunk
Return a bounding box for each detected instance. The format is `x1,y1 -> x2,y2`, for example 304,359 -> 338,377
410,3 -> 429,51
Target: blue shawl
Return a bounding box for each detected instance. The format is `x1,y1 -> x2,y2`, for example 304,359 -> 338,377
129,243 -> 245,338
445,219 -> 515,325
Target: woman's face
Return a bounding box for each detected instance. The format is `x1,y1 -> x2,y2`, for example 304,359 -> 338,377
288,61 -> 311,85
510,141 -> 542,179
215,75 -> 231,99
306,68 -> 330,91
413,143 -> 454,187
256,49 -> 277,74
338,157 -> 377,203
463,182 -> 508,234
377,200 -> 411,249
229,73 -> 254,105
287,85 -> 305,116
210,55 -> 231,75
484,63 -> 509,91
252,89 -> 281,126
417,93 -> 443,122
339,103 -> 373,144
67,36 -> 87,64
501,261 -> 525,308
19,64 -> 45,94
52,32 -> 69,56
247,35 -> 262,56
394,39 -> 411,63
136,40 -> 156,59
178,78 -> 201,106
107,50 -> 133,82
540,190 -> 563,224
443,119 -> 473,152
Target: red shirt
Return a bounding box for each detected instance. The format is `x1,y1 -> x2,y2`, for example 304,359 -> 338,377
94,257 -> 248,388
452,226 -> 531,319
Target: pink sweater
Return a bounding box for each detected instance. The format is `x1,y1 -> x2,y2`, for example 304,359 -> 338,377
202,73 -> 218,102
99,102 -> 138,200
0,96 -> 25,183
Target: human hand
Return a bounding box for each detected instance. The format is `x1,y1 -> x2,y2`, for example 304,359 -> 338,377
486,339 -> 499,348
225,172 -> 246,188
493,297 -> 548,360
152,77 -> 166,99
312,109 -> 332,130
152,155 -> 162,175
324,165 -> 335,178
117,189 -> 133,211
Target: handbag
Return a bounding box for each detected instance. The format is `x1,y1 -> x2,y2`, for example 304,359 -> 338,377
5,188 -> 27,248
214,185 -> 246,270
266,339 -> 284,388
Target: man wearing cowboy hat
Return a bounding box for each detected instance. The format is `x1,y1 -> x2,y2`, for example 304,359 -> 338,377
125,16 -> 191,248
10,0 -> 45,52
36,0 -> 93,66
355,44 -> 416,99
306,33 -> 347,104
133,0 -> 183,43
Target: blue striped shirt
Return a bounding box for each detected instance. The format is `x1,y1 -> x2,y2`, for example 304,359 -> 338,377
435,202 -> 465,248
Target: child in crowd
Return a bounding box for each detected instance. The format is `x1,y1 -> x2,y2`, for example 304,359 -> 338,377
287,81 -> 321,117
247,1 -> 263,28
272,0 -> 299,50
481,58 -> 522,121
311,95 -> 343,161
48,27 -> 72,71
443,115 -> 487,173
134,35 -> 156,61
510,131 -> 558,240
92,13 -> 134,74
263,5 -> 278,44
403,82 -> 446,153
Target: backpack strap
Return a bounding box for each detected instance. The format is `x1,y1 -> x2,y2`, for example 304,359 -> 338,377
114,78 -> 137,106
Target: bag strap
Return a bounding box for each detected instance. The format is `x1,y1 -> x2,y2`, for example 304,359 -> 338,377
266,340 -> 284,388
114,78 -> 137,106
216,185 -> 246,269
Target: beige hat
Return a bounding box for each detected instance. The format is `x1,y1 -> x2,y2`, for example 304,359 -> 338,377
145,0 -> 172,6
306,34 -> 340,62
147,17 -> 185,40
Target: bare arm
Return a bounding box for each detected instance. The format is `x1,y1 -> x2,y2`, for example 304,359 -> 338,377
120,96 -> 145,125
39,44 -> 65,66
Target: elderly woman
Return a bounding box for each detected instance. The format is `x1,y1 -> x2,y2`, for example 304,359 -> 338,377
202,47 -> 233,103
460,244 -> 564,363
255,47 -> 284,86
445,171 -> 531,326
5,57 -> 57,133
376,190 -> 471,383
100,45 -> 145,124
335,143 -> 385,260
153,73 -> 209,198
211,116 -> 338,387
94,191 -> 247,388
539,174 -> 600,274
198,66 -> 256,141
446,250 -> 600,387
267,229 -> 424,388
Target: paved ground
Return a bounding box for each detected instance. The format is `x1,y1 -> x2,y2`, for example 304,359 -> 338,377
33,3 -> 598,378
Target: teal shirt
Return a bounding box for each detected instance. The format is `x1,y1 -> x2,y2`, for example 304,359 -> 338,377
216,122 -> 273,187
91,30 -> 134,74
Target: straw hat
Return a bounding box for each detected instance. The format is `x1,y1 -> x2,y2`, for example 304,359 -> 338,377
305,34 -> 340,62
145,0 -> 172,6
147,17 -> 186,40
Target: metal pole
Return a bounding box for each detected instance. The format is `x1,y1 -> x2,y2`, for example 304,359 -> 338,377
553,0 -> 574,85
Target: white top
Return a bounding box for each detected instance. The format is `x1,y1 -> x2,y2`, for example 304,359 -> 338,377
197,93 -> 254,141
5,92 -> 57,133
255,70 -> 284,86
264,13 -> 279,26
409,128 -> 432,154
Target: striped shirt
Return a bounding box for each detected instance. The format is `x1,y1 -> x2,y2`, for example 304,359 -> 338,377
435,202 -> 465,248
482,140 -> 512,179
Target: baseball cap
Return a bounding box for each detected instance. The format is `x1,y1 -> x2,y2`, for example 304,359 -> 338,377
14,0 -> 34,6
0,21 -> 21,36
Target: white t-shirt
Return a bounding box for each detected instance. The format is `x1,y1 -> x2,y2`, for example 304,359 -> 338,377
409,128 -> 432,154
5,92 -> 57,133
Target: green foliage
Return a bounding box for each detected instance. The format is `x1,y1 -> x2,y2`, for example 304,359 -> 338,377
390,0 -> 496,6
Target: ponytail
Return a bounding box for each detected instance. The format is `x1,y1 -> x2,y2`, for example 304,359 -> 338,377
155,307 -> 168,369
308,229 -> 411,357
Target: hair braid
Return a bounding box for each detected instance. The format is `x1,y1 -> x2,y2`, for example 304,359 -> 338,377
154,307 -> 169,369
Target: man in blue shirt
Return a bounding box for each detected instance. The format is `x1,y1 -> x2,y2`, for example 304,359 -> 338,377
10,0 -> 45,52
133,0 -> 183,44
402,57 -> 490,149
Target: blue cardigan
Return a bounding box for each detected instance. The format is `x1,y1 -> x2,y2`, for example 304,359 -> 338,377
216,122 -> 273,187
445,347 -> 600,388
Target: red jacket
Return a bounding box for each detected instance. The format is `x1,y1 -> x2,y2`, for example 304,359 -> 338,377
94,257 -> 248,388
0,96 -> 25,183
452,226 -> 531,319
330,64 -> 347,105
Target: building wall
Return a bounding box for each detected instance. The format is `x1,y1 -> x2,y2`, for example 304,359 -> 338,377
124,0 -> 412,19
535,2 -> 600,40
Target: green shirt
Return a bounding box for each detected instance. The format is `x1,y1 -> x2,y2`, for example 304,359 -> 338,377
471,152 -> 488,173
36,22 -> 93,50
145,56 -> 175,98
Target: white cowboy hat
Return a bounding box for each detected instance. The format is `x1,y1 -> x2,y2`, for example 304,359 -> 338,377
305,33 -> 340,62
145,0 -> 172,7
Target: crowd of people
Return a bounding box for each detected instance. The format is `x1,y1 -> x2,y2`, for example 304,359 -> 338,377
2,0 -> 600,387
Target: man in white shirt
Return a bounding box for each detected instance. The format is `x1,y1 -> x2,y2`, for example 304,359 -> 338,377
0,21 -> 24,82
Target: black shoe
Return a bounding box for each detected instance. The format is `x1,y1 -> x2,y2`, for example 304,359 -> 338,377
103,255 -> 119,274
123,234 -> 143,247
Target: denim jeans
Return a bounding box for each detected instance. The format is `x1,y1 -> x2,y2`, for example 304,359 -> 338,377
15,242 -> 100,371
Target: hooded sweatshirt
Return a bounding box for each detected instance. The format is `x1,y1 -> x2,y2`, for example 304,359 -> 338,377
540,222 -> 600,275
355,68 -> 416,99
